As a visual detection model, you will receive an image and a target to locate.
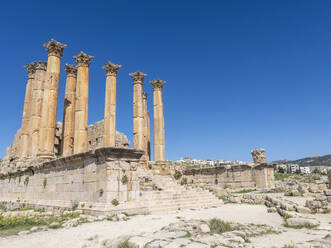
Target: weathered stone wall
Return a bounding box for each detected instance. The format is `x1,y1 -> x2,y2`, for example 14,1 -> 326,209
328,170 -> 331,189
5,120 -> 130,161
182,164 -> 275,189
87,120 -> 130,150
0,147 -> 143,209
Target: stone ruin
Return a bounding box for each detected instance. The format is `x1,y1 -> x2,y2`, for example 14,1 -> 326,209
0,39 -> 276,214
251,148 -> 267,165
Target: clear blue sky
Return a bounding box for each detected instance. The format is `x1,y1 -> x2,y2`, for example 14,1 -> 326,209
1,0 -> 330,162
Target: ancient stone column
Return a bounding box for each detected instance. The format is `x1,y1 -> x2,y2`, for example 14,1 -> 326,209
251,149 -> 267,165
19,63 -> 36,158
73,52 -> 93,154
129,71 -> 146,151
150,79 -> 166,161
143,92 -> 151,160
103,61 -> 121,147
29,61 -> 47,157
62,64 -> 77,156
39,39 -> 67,159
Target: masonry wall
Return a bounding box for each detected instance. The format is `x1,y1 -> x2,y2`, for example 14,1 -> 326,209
182,164 -> 275,189
0,147 -> 143,209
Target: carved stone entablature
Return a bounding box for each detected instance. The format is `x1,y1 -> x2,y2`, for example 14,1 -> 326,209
65,64 -> 77,77
43,39 -> 67,58
142,92 -> 147,100
74,51 -> 94,67
34,61 -> 47,71
24,63 -> 36,79
150,79 -> 166,90
102,61 -> 122,77
129,71 -> 147,84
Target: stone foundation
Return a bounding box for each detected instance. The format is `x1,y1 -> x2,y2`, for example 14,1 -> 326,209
0,147 -> 143,211
181,164 -> 275,189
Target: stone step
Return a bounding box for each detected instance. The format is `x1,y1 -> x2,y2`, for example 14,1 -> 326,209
141,191 -> 216,199
147,199 -> 221,208
145,195 -> 220,204
148,202 -> 223,213
143,194 -> 217,202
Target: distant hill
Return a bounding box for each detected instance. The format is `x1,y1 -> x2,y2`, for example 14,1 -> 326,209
274,155 -> 331,167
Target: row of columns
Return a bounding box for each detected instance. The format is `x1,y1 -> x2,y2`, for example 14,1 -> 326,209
19,39 -> 66,159
18,39 -> 166,161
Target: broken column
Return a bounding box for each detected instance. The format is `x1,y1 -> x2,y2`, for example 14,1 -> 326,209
143,92 -> 151,160
73,52 -> 93,154
19,63 -> 36,158
130,71 -> 146,152
39,39 -> 66,159
62,64 -> 77,156
251,149 -> 267,165
103,61 -> 121,147
29,61 -> 47,156
150,79 -> 166,161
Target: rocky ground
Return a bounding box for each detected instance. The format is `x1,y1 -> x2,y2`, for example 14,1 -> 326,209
0,173 -> 330,248
0,203 -> 330,248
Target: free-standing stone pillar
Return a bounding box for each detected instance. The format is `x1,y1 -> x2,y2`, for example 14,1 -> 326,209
103,61 -> 121,147
73,52 -> 93,154
39,39 -> 66,159
29,61 -> 47,156
143,92 -> 151,160
150,79 -> 166,161
129,71 -> 146,152
62,64 -> 77,156
19,63 -> 36,158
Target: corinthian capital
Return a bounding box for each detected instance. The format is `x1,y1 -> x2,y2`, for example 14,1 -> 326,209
142,92 -> 148,100
43,39 -> 67,58
24,63 -> 36,79
150,79 -> 166,90
102,61 -> 122,77
129,71 -> 147,84
65,64 -> 77,77
74,51 -> 94,67
34,61 -> 47,71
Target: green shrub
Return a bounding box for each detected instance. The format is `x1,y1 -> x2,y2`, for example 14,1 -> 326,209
209,218 -> 235,234
121,175 -> 128,185
118,240 -> 135,248
173,171 -> 182,180
99,188 -> 104,197
24,177 -> 29,186
180,177 -> 187,185
43,178 -> 47,188
72,202 -> 79,211
111,199 -> 119,206
275,173 -> 291,181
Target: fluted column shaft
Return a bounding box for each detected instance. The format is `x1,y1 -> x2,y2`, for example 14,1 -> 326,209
150,79 -> 166,161
19,63 -> 35,158
73,52 -> 93,154
62,65 -> 77,156
29,62 -> 47,156
130,71 -> 146,151
103,62 -> 121,147
143,92 -> 150,160
39,39 -> 66,159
